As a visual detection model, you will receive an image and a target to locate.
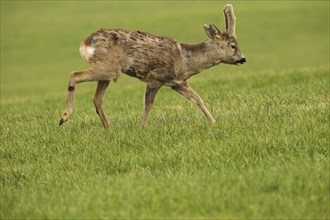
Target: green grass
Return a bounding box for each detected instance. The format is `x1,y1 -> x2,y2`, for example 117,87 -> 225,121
1,1 -> 329,219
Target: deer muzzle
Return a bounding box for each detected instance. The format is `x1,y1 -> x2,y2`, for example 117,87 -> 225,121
236,57 -> 246,65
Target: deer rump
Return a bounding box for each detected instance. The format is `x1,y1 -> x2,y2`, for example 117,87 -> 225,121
80,29 -> 184,85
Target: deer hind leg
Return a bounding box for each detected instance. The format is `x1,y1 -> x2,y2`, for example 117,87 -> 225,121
93,80 -> 110,130
60,69 -> 97,125
171,82 -> 216,123
141,83 -> 161,126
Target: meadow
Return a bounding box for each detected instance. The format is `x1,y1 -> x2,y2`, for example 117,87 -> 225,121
1,1 -> 329,219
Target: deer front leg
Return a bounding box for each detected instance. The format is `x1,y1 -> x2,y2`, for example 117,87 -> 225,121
93,80 -> 110,130
141,83 -> 161,126
171,82 -> 216,123
59,69 -> 94,125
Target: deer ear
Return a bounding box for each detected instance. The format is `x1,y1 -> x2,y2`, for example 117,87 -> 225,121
203,24 -> 221,39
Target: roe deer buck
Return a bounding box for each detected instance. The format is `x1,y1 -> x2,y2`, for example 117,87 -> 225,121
59,4 -> 246,130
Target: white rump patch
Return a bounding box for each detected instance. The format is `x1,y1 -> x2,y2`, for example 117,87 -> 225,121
79,44 -> 95,62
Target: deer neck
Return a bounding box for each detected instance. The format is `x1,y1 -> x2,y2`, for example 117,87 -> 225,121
180,40 -> 222,77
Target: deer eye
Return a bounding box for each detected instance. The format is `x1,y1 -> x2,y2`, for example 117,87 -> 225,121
231,45 -> 236,49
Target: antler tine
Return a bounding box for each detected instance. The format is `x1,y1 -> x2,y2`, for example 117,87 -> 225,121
223,4 -> 236,38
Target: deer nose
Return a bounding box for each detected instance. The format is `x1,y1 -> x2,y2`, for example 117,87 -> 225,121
239,57 -> 246,64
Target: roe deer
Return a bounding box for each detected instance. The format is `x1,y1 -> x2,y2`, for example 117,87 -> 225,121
59,4 -> 246,130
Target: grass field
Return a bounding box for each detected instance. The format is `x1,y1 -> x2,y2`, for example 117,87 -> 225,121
1,1 -> 329,219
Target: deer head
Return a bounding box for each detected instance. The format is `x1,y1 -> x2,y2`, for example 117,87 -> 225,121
203,4 -> 246,65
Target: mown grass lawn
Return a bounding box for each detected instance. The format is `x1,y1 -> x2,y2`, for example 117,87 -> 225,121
1,1 -> 329,219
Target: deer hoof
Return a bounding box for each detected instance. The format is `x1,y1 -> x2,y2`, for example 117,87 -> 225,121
59,118 -> 65,126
